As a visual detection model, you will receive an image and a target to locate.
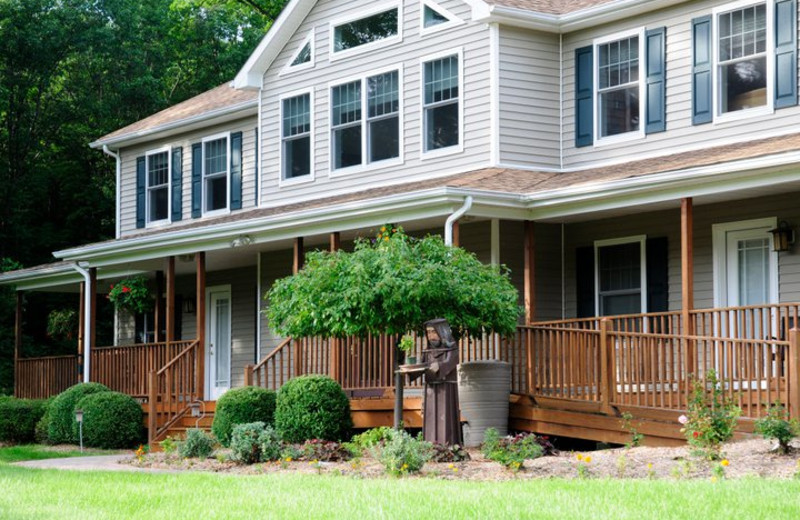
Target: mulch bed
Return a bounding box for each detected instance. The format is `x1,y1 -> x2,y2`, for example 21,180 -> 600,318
124,438 -> 800,480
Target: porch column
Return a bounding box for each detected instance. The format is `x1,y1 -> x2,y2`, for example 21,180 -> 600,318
293,238 -> 304,275
681,198 -> 695,374
196,252 -> 206,400
78,282 -> 85,383
330,232 -> 341,252
154,271 -> 164,343
13,291 -> 22,397
452,221 -> 460,248
166,257 -> 175,344
87,268 -> 96,383
524,221 -> 535,323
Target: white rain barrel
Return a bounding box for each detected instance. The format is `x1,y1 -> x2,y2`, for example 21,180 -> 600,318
458,361 -> 511,447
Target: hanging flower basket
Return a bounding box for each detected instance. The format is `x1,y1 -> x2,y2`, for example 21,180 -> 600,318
108,276 -> 153,315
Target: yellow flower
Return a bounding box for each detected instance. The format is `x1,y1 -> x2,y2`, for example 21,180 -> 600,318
721,459 -> 729,467
453,468 -> 458,473
381,226 -> 386,232
576,454 -> 583,461
711,476 -> 718,483
584,456 -> 592,464
448,464 -> 454,469
384,237 -> 389,241
647,463 -> 653,470
285,457 -> 292,462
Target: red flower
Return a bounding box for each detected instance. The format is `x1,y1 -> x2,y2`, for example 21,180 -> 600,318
693,431 -> 699,438
110,284 -> 114,290
122,286 -> 131,293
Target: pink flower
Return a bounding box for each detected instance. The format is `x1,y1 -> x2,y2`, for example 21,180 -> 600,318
678,415 -> 688,425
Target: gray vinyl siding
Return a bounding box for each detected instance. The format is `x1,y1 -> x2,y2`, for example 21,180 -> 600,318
498,26 -> 561,169
118,117 -> 259,237
558,192 -> 800,318
259,0 -> 492,207
561,0 -> 800,168
460,221 -> 491,264
259,249 -> 294,359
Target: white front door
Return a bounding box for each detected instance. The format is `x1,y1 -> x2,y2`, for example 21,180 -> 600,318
206,286 -> 232,401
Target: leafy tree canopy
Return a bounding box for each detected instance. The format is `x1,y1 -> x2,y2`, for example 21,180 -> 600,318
266,228 -> 521,340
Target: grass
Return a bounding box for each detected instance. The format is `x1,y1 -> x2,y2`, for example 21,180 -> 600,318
0,465 -> 798,519
0,445 -> 114,464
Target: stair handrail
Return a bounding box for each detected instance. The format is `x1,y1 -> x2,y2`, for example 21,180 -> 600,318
246,337 -> 294,389
148,339 -> 201,444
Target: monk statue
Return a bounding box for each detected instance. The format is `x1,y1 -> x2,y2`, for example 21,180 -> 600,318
421,318 -> 462,446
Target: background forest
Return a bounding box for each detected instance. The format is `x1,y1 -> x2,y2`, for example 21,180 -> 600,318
0,0 -> 288,394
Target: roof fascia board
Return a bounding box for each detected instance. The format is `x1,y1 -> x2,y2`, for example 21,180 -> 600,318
89,99 -> 258,149
0,266 -> 147,291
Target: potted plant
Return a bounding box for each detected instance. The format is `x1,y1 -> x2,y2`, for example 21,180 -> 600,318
108,276 -> 153,315
399,334 -> 417,365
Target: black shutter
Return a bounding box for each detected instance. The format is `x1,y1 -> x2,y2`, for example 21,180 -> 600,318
191,143 -> 202,218
775,0 -> 798,109
171,147 -> 183,222
254,127 -> 259,207
575,46 -> 594,148
576,246 -> 595,318
645,27 -> 667,134
646,237 -> 669,314
230,131 -> 243,211
136,156 -> 146,229
691,15 -> 713,125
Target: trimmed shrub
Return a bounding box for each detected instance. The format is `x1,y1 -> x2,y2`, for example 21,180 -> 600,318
481,429 -> 544,471
0,398 -> 47,444
34,402 -> 53,444
370,429 -> 433,476
179,428 -> 215,459
275,375 -> 352,443
755,403 -> 800,454
74,391 -> 143,449
212,386 -> 277,447
48,383 -> 110,444
229,422 -> 283,464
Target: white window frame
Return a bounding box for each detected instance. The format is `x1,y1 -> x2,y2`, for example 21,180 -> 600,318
594,235 -> 648,316
593,28 -> 646,147
419,0 -> 463,36
329,2 -> 403,62
279,88 -> 315,187
201,132 -> 231,217
420,47 -> 464,160
712,0 -> 775,124
328,65 -> 404,177
145,146 -> 171,228
280,30 -> 315,76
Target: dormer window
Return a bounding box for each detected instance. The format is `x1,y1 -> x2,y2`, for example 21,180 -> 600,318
146,148 -> 170,225
202,134 -> 229,214
331,6 -> 401,59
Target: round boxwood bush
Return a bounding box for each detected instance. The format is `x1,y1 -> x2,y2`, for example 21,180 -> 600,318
48,382 -> 110,444
73,391 -> 143,449
212,386 -> 277,447
0,398 -> 47,444
275,375 -> 352,443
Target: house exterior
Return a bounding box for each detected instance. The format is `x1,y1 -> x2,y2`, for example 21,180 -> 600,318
4,0 -> 800,445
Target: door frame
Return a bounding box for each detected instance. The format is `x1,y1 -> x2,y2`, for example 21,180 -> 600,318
205,284 -> 232,400
712,217 -> 778,308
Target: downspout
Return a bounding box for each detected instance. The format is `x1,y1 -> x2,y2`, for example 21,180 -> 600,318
72,262 -> 93,383
102,145 -> 121,239
444,196 -> 473,246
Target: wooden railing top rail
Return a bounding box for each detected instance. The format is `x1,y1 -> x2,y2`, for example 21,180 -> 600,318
93,340 -> 195,352
531,310 -> 682,327
607,329 -> 792,345
19,354 -> 77,362
156,340 -> 200,375
689,302 -> 800,314
253,337 -> 293,372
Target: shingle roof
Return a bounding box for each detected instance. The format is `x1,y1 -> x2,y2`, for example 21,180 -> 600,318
485,0 -> 626,15
93,83 -> 258,146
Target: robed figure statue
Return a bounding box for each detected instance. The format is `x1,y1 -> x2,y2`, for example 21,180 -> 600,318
421,319 -> 462,445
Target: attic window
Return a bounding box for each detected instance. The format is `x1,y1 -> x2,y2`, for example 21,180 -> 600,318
284,31 -> 314,74
421,1 -> 460,33
292,41 -> 311,66
332,8 -> 399,54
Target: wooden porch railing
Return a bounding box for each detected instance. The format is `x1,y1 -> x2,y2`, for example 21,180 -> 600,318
147,339 -> 201,444
15,355 -> 78,399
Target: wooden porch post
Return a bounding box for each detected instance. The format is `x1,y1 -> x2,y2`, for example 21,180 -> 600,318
329,233 -> 341,381
196,252 -> 206,400
89,268 -> 97,381
789,328 -> 800,420
329,232 -> 341,253
154,271 -> 164,343
293,238 -> 304,275
14,292 -> 22,397
452,221 -> 460,248
524,221 -> 536,324
166,257 -> 175,344
681,198 -> 695,383
78,282 -> 85,384
599,318 -> 616,415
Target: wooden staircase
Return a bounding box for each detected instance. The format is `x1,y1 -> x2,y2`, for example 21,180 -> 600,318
143,400 -> 216,450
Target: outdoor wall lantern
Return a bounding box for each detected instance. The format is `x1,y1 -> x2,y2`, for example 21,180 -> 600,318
769,221 -> 795,252
75,409 -> 84,452
183,298 -> 196,315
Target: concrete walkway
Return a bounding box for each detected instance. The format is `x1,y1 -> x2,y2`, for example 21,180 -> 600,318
14,454 -> 176,473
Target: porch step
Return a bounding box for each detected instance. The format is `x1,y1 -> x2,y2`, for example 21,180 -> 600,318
147,401 -> 217,451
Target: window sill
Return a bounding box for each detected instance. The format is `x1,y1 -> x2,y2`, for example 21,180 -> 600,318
329,36 -> 402,63
593,129 -> 645,148
145,219 -> 170,230
279,174 -> 315,188
420,143 -> 463,161
713,105 -> 773,125
202,208 -> 231,219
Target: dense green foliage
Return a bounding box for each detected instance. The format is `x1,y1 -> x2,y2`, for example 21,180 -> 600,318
275,375 -> 352,443
73,391 -> 143,449
266,229 -> 520,340
212,386 -> 277,447
229,422 -> 282,464
370,428 -> 433,476
754,403 -> 800,454
47,383 -> 110,444
0,398 -> 47,444
178,428 -> 215,459
481,428 -> 545,471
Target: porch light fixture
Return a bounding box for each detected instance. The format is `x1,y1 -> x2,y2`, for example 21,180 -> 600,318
75,409 -> 84,452
183,298 -> 196,314
230,234 -> 253,248
769,221 -> 795,252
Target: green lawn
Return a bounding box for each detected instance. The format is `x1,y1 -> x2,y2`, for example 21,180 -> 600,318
0,445 -> 114,464
0,464 -> 798,519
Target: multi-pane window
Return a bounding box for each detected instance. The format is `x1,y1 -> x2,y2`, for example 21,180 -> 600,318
717,3 -> 767,114
146,151 -> 169,224
597,36 -> 640,138
333,8 -> 398,53
423,54 -> 460,152
331,70 -> 400,170
203,137 -> 228,213
597,241 -> 644,316
282,93 -> 312,179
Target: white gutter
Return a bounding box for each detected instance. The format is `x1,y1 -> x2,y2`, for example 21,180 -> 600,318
71,263 -> 93,384
103,146 -> 122,239
445,196 -> 473,246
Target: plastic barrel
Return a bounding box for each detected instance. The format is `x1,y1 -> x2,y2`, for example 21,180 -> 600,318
457,361 -> 511,447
